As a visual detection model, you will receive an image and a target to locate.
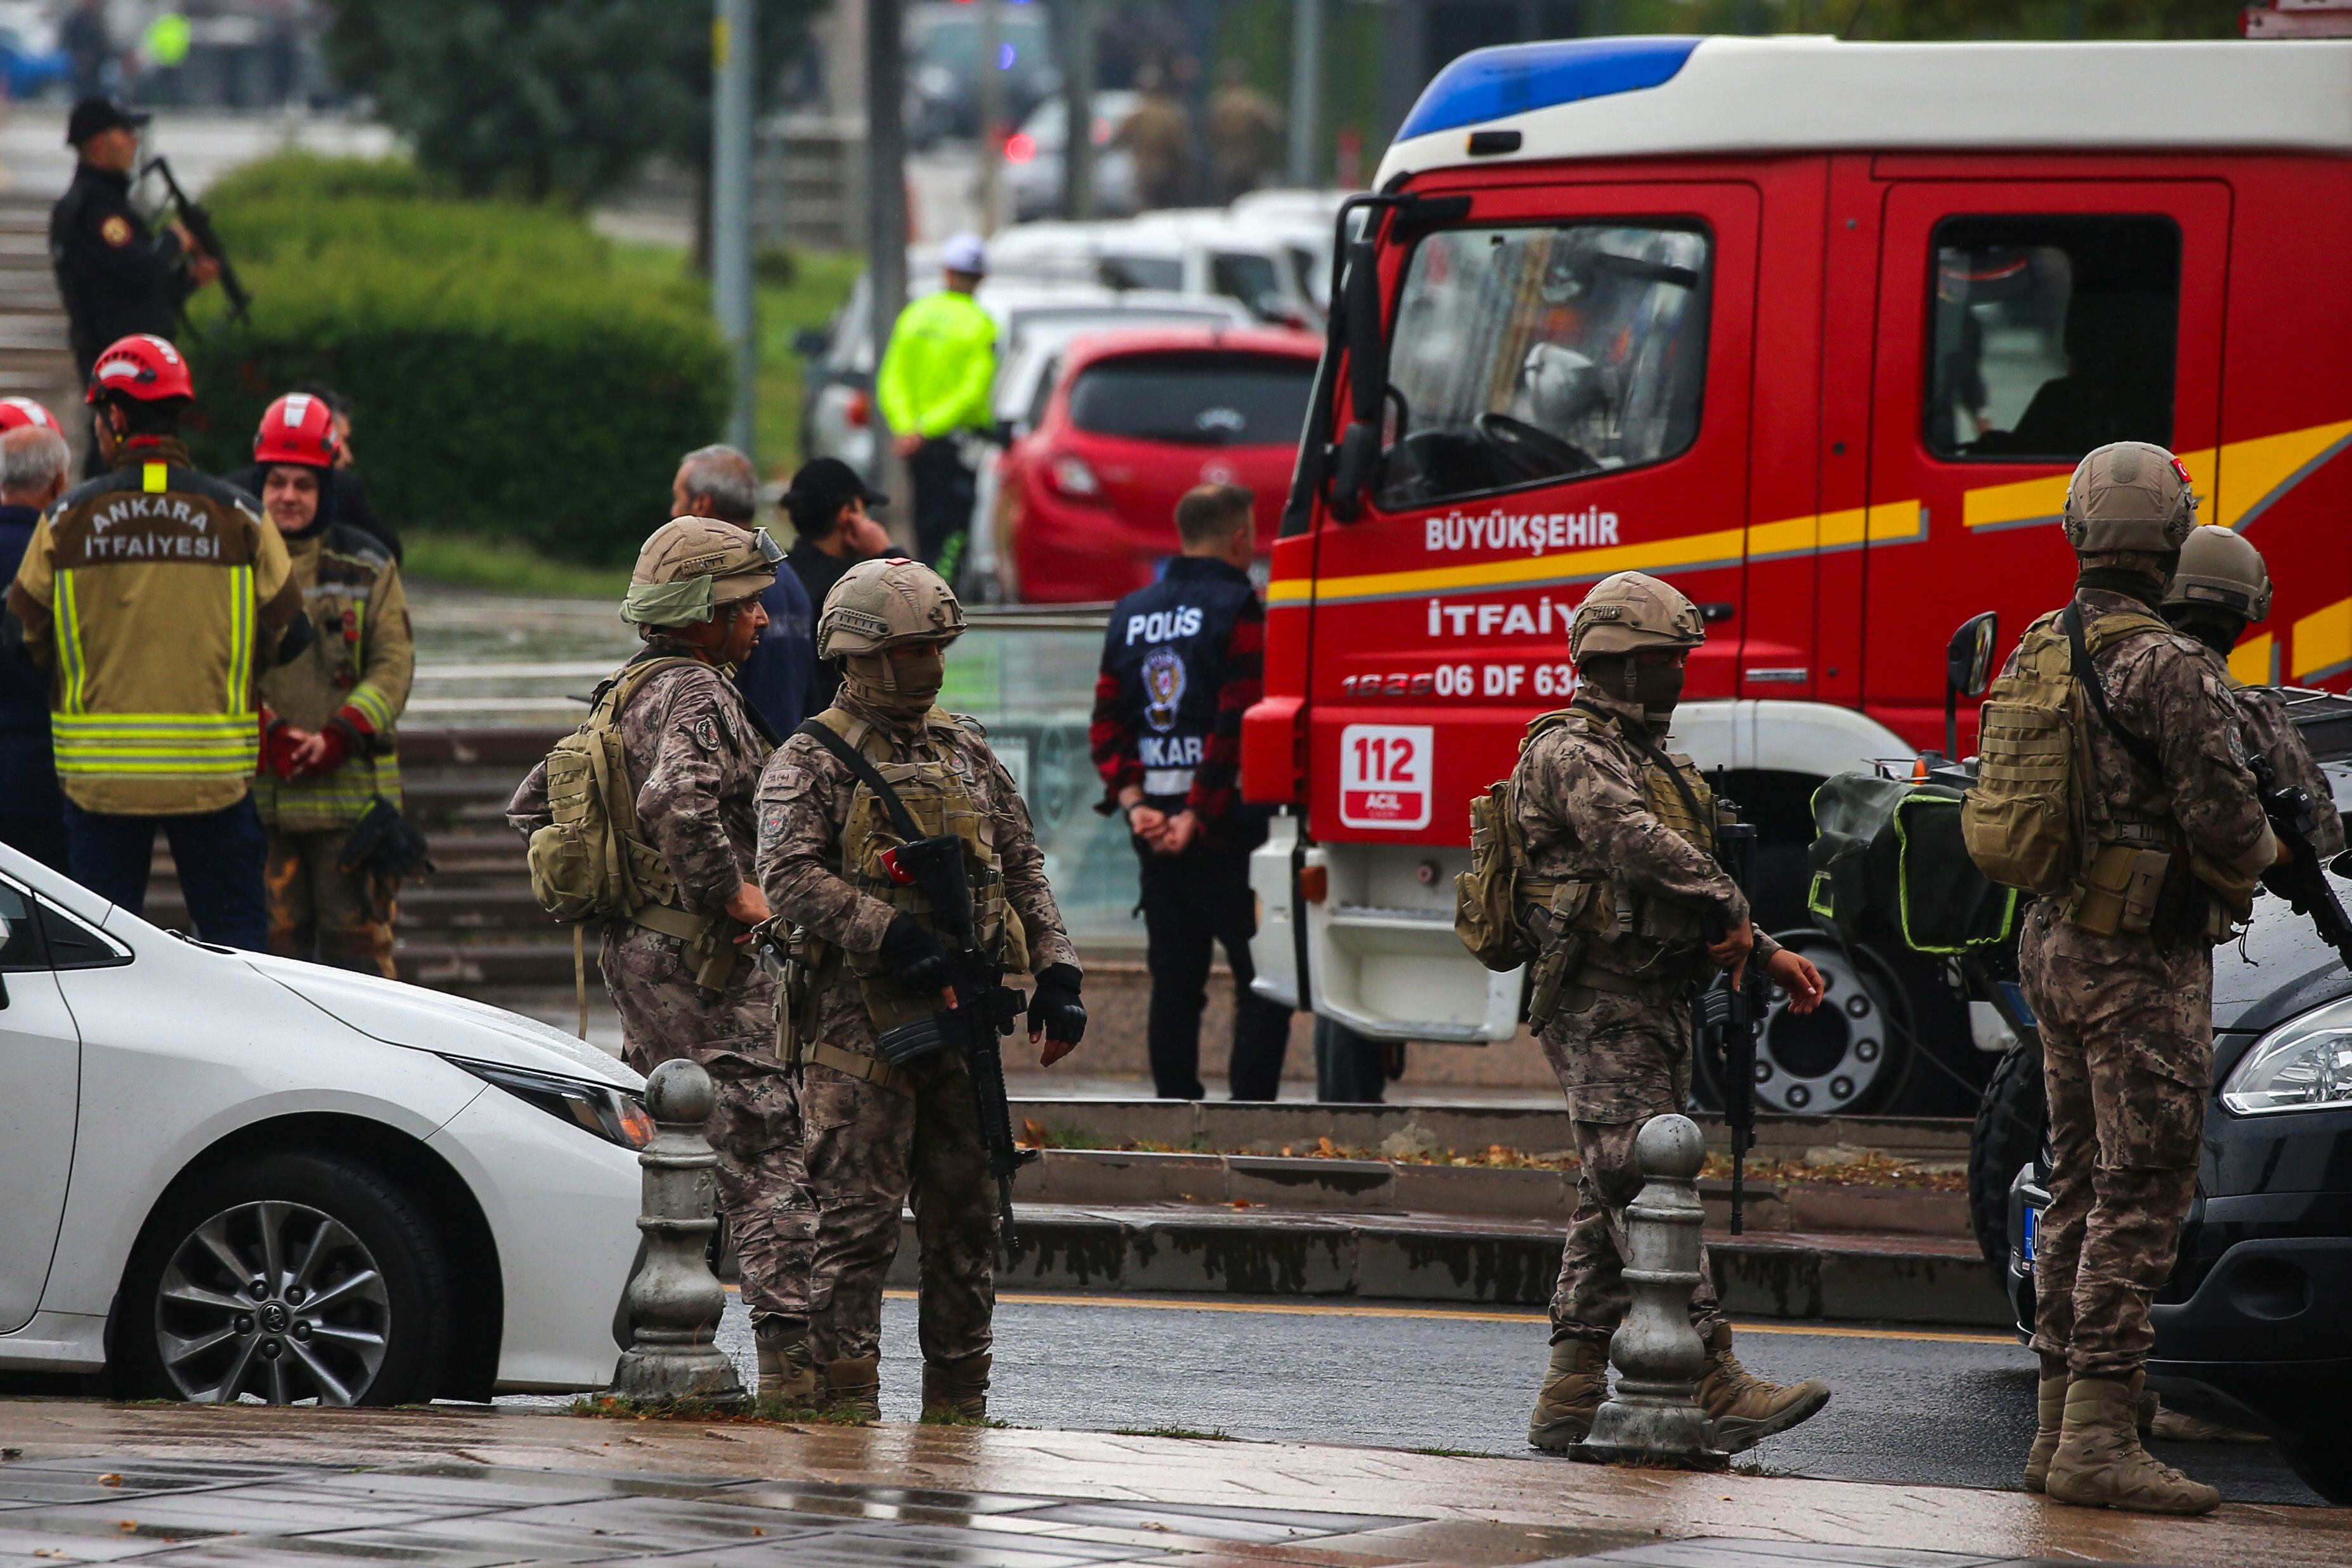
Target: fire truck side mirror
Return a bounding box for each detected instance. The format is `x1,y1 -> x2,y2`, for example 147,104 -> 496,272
1327,236 -> 1389,522
1947,611 -> 1999,699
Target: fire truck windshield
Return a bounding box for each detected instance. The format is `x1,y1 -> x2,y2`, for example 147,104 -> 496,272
1376,223 -> 1710,509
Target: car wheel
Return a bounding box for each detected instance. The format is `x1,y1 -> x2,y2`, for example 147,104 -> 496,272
1694,930 -> 1915,1115
1968,1037 -> 2048,1267
115,1151 -> 453,1406
2280,1430 -> 2352,1505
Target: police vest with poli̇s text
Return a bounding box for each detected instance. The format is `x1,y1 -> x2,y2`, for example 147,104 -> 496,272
1456,701 -> 1730,1028
1098,555 -> 1261,812
4,448 -> 302,815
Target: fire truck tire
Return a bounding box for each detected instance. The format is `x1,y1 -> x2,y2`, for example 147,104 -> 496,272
1694,930 -> 1916,1116
1967,1037 -> 2047,1268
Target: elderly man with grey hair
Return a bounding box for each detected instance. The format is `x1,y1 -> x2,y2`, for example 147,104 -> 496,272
0,411 -> 72,868
670,443 -> 813,738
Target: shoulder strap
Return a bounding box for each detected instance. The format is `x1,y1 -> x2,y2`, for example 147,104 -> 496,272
795,716 -> 925,841
1573,697 -> 1712,851
2062,603 -> 2166,779
593,654 -> 703,722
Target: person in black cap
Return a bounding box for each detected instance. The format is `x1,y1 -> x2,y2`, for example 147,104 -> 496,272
52,96 -> 217,469
781,457 -> 893,714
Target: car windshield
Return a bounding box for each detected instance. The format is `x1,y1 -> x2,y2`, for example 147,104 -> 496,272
1378,223 -> 1710,507
1067,352 -> 1315,446
1100,253 -> 1185,292
1211,252 -> 1282,313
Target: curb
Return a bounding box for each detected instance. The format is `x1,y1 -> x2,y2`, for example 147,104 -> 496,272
888,1203 -> 2010,1328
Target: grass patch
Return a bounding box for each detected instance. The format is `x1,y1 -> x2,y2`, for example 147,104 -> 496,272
607,242 -> 865,475
1111,1425 -> 1233,1441
403,531 -> 634,599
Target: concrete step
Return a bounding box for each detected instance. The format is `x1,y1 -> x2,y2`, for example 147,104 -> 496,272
1008,1098 -> 1973,1166
1012,1146 -> 1971,1238
911,1202 -> 2006,1326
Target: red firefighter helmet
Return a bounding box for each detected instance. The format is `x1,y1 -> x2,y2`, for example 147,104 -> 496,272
85,334 -> 193,405
0,396 -> 60,432
252,391 -> 341,468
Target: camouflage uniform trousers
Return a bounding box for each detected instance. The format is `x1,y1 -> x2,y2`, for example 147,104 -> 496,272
603,923 -> 812,1324
2019,901 -> 2211,1381
800,1049 -> 997,1373
265,829 -> 397,978
1540,985 -> 1726,1346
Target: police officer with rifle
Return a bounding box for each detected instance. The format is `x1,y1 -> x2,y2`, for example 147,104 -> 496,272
755,557 -> 1084,1424
1464,570 -> 1831,1456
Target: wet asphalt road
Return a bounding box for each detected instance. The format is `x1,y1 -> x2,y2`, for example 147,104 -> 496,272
656,1293 -> 2329,1507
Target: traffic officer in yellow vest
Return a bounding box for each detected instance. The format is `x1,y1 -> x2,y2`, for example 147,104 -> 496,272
505,517 -> 817,1405
249,391 -> 415,976
1513,570 -> 1831,1455
877,233 -> 996,578
2006,449 -> 2282,1515
3,334 -> 307,948
755,556 -> 1085,1423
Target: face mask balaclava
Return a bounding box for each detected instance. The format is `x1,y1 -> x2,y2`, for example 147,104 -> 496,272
843,645 -> 947,720
2164,606 -> 2247,659
1634,654 -> 1686,725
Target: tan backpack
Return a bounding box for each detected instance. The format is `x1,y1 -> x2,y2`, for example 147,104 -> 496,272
1454,709 -> 1587,972
524,657 -> 700,923
1962,604 -> 2171,897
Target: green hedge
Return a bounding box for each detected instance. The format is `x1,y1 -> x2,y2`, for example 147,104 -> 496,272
179,155 -> 728,566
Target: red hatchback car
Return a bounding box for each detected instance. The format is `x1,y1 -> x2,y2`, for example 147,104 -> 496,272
998,325 -> 1322,604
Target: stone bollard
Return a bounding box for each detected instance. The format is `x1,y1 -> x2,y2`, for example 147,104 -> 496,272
607,1059 -> 747,1406
1571,1113 -> 1728,1470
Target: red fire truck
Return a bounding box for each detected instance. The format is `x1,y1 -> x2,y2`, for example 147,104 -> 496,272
1240,34 -> 2352,1112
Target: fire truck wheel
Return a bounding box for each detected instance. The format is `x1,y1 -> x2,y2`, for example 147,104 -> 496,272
1696,930 -> 1916,1116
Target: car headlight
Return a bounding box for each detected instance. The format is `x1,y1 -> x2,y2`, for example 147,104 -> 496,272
2221,995 -> 2352,1116
449,1058 -> 654,1149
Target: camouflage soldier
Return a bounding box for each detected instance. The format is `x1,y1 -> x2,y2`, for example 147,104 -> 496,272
755,557 -> 1086,1423
2013,446 -> 2283,1515
506,517 -> 817,1403
2165,525 -> 2343,857
1514,570 -> 1831,1455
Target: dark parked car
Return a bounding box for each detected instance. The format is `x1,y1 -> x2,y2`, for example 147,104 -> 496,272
1996,699 -> 2352,1504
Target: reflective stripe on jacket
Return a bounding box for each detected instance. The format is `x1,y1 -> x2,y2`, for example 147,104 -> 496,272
254,522 -> 413,832
4,442 -> 299,814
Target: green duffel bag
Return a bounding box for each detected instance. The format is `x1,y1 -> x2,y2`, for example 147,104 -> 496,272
1808,770 -> 2017,956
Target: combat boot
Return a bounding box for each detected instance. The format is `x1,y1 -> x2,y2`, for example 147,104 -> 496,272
2044,1376 -> 2220,1515
1696,1323 -> 1831,1453
921,1352 -> 992,1423
820,1356 -> 881,1422
755,1318 -> 816,1408
1527,1338 -> 1609,1452
2023,1354 -> 2068,1493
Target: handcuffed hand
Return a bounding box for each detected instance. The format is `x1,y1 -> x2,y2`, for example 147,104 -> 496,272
1028,962 -> 1086,1063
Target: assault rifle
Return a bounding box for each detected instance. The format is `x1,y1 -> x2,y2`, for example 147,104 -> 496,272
870,834 -> 1036,1247
142,157 -> 250,325
1694,811 -> 1764,1234
2251,754 -> 2352,969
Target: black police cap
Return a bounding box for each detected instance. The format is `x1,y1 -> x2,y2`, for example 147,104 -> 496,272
67,97 -> 151,147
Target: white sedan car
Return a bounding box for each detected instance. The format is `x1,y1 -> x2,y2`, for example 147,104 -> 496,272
0,844 -> 646,1404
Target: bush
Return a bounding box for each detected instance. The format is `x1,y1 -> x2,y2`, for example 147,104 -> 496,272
180,155 -> 729,566
201,153 -> 444,209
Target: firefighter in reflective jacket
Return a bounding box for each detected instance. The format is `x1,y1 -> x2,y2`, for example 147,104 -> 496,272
2,334 -> 308,949
1089,483 -> 1292,1099
250,392 -> 415,976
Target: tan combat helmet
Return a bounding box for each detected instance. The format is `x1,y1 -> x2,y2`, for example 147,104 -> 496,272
1568,570 -> 1706,664
2166,525 -> 2273,622
817,555 -> 966,660
2061,441 -> 2199,554
621,516 -> 781,626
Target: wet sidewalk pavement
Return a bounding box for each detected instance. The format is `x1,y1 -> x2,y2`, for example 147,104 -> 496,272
1,1401 -> 2342,1568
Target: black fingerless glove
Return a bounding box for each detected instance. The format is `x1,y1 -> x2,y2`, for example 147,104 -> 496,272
878,913 -> 953,994
1029,962 -> 1086,1046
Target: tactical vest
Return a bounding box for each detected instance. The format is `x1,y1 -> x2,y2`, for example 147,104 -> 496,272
1543,705 -> 1720,947
810,706 -> 1031,1033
